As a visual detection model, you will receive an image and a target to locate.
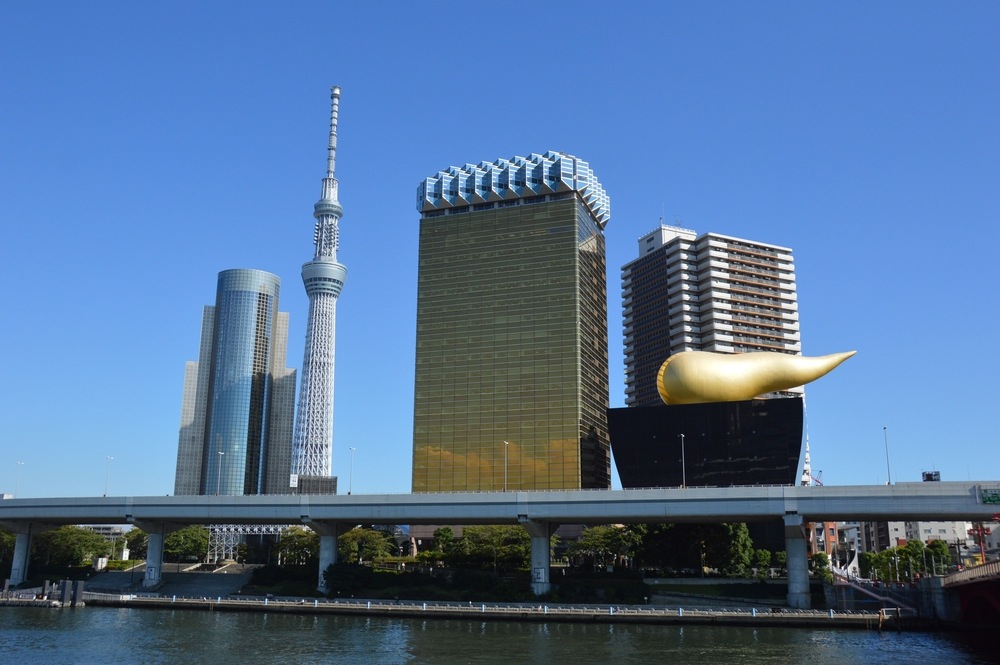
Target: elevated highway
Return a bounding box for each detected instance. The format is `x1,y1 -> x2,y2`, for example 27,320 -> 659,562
4,481 -> 998,608
2,482 -> 997,526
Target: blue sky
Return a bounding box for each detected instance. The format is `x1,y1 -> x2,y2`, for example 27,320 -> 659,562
2,2 -> 997,499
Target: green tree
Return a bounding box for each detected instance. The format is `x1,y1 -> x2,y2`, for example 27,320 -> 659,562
163,525 -> 210,562
926,539 -> 951,573
902,539 -> 926,579
277,526 -> 319,566
810,551 -> 832,582
31,526 -> 109,567
869,546 -> 911,582
414,526 -> 456,566
124,528 -> 148,559
862,548 -> 904,582
459,525 -> 531,575
752,548 -> 772,577
858,551 -> 881,579
714,523 -> 753,577
568,525 -> 617,570
773,550 -> 787,575
637,522 -> 753,576
322,563 -> 369,596
432,527 -> 455,557
338,527 -> 395,563
569,525 -> 643,571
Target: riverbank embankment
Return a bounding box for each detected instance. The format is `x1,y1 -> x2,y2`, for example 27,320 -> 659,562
81,593 -> 926,631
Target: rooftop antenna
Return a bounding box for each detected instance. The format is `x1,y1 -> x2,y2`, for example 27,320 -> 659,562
326,85 -> 340,180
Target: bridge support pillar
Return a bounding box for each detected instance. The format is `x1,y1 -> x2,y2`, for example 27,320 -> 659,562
7,525 -> 33,586
132,521 -> 184,589
144,528 -> 165,588
521,520 -> 558,596
306,521 -> 345,594
784,514 -> 810,609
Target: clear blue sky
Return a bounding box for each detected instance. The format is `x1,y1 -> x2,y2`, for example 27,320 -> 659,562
2,2 -> 997,499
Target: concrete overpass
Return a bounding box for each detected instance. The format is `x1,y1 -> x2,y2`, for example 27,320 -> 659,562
3,481 -> 998,608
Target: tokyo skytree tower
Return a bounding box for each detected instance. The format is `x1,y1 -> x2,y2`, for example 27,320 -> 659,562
291,86 -> 347,479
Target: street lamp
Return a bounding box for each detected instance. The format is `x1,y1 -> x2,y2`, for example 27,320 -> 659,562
679,434 -> 686,488
103,456 -> 114,497
216,451 -> 224,496
15,461 -> 24,498
503,441 -> 509,492
883,426 -> 892,485
348,447 -> 356,495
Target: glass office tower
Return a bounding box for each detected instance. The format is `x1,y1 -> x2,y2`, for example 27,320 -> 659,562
174,269 -> 296,496
412,151 -> 611,492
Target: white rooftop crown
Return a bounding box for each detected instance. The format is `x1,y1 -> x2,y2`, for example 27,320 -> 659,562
417,150 -> 610,228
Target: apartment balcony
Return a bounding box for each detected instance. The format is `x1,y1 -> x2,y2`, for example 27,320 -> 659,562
727,284 -> 785,300
731,313 -> 799,329
702,320 -> 732,333
727,272 -> 784,290
724,243 -> 783,261
667,291 -> 700,307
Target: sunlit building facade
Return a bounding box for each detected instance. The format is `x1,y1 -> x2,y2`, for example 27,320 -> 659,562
174,269 -> 296,496
412,151 -> 611,492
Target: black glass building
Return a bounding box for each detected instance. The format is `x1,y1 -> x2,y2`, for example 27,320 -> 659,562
609,397 -> 804,489
609,397 -> 804,551
412,152 -> 611,492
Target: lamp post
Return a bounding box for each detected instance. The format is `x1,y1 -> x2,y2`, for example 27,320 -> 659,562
15,461 -> 24,498
103,456 -> 113,497
883,426 -> 892,485
679,434 -> 686,488
216,451 -> 224,496
348,447 -> 356,495
503,441 -> 509,492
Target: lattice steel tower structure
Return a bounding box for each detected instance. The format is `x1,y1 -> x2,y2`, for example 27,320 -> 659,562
291,86 -> 347,479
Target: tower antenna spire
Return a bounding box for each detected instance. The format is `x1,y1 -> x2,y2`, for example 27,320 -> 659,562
326,86 -> 340,180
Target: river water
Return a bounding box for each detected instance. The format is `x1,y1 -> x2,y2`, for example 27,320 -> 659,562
1,606 -> 993,664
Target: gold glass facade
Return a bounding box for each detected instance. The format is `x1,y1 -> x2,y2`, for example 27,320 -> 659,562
412,196 -> 610,492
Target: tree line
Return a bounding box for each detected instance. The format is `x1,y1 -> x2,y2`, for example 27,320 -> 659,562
6,521 -> 902,581
858,539 -> 952,582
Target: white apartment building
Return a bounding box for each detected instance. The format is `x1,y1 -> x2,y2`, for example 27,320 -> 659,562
622,225 -> 800,406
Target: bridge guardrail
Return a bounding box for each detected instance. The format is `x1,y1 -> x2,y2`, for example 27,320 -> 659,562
941,559 -> 1000,587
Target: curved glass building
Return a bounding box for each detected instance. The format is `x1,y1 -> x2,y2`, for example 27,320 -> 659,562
174,269 -> 296,496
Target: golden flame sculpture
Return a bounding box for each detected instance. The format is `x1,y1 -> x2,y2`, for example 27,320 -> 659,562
656,350 -> 856,405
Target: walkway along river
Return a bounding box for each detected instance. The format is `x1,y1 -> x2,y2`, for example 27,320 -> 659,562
20,591 -> 925,631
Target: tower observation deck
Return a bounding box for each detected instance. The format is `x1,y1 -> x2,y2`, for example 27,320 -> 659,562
291,86 -> 347,481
